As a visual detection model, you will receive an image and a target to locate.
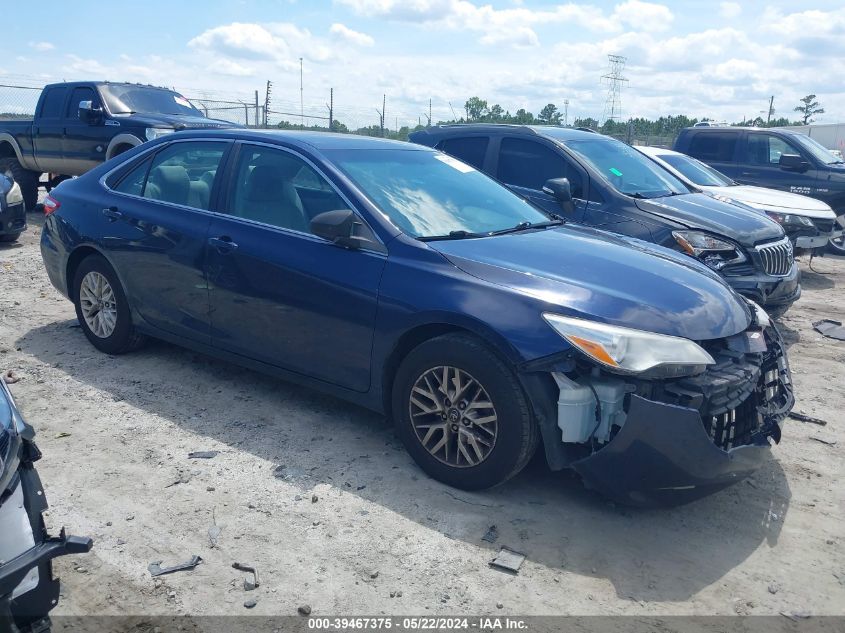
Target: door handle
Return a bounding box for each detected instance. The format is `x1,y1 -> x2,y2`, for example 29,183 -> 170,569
102,207 -> 123,221
208,236 -> 238,253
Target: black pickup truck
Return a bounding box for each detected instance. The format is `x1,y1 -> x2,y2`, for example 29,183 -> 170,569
0,81 -> 234,209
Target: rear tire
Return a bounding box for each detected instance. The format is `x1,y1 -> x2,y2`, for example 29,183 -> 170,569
72,255 -> 145,354
0,233 -> 21,243
393,333 -> 538,490
0,157 -> 40,211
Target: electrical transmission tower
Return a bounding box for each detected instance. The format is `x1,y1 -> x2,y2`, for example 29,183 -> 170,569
601,54 -> 628,124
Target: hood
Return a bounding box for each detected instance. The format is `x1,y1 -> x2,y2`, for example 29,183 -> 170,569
112,113 -> 237,130
699,185 -> 836,219
635,193 -> 784,246
429,225 -> 751,341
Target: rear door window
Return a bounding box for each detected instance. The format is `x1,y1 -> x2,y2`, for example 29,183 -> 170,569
437,137 -> 489,169
39,87 -> 67,119
687,132 -> 738,162
497,137 -> 584,198
141,142 -> 227,210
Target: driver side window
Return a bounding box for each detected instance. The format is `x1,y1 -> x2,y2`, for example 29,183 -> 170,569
226,146 -> 349,234
497,137 -> 584,199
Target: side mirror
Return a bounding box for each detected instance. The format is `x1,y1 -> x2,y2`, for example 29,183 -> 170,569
779,153 -> 808,172
78,100 -> 102,124
310,209 -> 366,249
542,177 -> 576,213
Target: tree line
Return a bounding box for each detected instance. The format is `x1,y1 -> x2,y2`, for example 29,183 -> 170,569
272,94 -> 827,141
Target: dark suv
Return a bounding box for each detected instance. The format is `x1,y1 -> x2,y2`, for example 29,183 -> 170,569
411,125 -> 799,317
674,126 -> 845,255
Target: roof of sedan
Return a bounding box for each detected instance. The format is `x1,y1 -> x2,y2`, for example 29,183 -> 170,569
176,129 -> 427,151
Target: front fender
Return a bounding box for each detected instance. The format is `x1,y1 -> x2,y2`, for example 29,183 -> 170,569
105,134 -> 143,161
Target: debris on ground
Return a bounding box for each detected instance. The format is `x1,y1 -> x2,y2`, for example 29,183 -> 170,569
789,412 -> 828,426
2,369 -> 20,384
298,604 -> 312,616
244,599 -> 257,609
811,437 -> 837,446
208,525 -> 222,548
481,525 -> 499,543
54,432 -> 72,439
148,555 -> 203,577
188,451 -> 219,459
813,319 -> 845,341
489,547 -> 526,574
311,494 -> 318,503
233,562 -> 260,591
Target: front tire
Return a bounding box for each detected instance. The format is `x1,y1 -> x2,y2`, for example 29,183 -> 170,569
0,157 -> 40,211
393,333 -> 538,490
72,255 -> 145,354
829,233 -> 845,256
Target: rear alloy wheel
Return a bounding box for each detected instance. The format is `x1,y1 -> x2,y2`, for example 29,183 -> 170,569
393,333 -> 538,490
72,255 -> 145,354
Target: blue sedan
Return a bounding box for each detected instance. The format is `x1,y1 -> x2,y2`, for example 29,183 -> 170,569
39,130 -> 793,505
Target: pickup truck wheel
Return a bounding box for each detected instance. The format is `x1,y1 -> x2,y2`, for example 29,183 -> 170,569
0,232 -> 21,243
72,255 -> 145,354
0,158 -> 40,211
393,333 -> 538,490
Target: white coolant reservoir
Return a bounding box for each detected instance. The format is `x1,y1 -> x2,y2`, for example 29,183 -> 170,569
552,372 -> 628,444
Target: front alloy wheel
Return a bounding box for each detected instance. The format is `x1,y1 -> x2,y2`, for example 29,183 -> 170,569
410,366 -> 498,468
394,333 -> 538,490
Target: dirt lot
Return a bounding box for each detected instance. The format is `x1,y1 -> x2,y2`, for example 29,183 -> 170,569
1,214 -> 844,620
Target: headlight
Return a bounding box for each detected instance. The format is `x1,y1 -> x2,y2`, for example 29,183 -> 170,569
5,181 -> 23,206
765,211 -> 814,227
672,230 -> 746,271
543,313 -> 715,377
145,127 -> 175,141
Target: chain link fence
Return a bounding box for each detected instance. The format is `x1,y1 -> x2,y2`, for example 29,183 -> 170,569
0,84 -> 42,119
0,79 -> 679,147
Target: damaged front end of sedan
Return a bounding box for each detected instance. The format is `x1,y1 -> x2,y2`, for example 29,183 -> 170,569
521,302 -> 793,506
0,379 -> 92,632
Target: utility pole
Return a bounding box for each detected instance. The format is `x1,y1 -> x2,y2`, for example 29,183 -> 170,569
326,87 -> 333,132
766,95 -> 774,125
254,90 -> 259,129
264,80 -> 272,127
429,98 -> 432,127
299,57 -> 304,127
376,94 -> 386,137
563,99 -> 569,127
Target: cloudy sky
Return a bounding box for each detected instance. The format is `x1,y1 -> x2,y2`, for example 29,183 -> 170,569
2,1 -> 843,129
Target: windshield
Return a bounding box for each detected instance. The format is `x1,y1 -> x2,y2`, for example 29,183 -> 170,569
659,153 -> 735,187
100,85 -> 202,117
792,134 -> 843,165
325,149 -> 550,238
565,138 -> 690,198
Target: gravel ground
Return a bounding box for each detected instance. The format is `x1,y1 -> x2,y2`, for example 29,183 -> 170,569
1,214 -> 843,621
